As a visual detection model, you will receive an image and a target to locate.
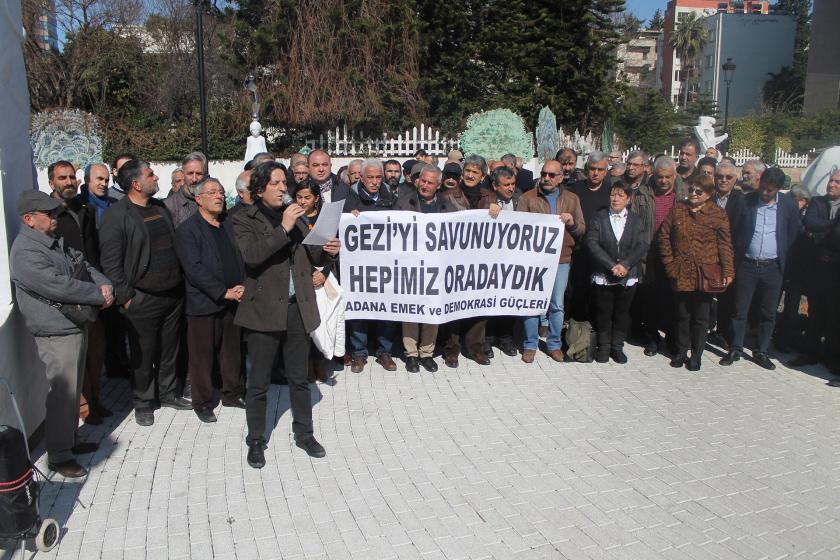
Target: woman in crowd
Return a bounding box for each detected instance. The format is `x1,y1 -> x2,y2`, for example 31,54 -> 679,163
659,174 -> 734,371
584,181 -> 649,363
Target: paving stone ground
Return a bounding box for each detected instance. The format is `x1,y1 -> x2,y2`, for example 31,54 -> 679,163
5,345 -> 840,560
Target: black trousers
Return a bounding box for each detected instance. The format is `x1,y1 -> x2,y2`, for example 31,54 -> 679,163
441,317 -> 485,358
593,284 -> 637,350
637,263 -> 674,348
731,260 -> 783,353
123,288 -> 183,410
674,291 -> 713,358
713,284 -> 736,342
187,306 -> 244,410
245,302 -> 311,444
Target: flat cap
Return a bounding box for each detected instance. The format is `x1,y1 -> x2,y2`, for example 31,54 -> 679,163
448,149 -> 464,160
402,159 -> 418,176
16,190 -> 62,215
443,162 -> 463,176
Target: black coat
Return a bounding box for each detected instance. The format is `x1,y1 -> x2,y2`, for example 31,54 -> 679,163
308,174 -> 350,204
732,191 -> 801,273
231,203 -> 330,333
717,188 -> 745,228
584,208 -> 649,282
55,193 -> 101,268
175,212 -> 245,316
515,168 -> 535,192
99,196 -> 178,305
343,184 -> 396,213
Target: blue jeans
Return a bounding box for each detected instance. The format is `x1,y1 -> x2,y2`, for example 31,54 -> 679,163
348,319 -> 397,358
523,263 -> 571,351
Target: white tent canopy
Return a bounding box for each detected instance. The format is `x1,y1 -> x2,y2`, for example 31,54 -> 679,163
800,146 -> 840,196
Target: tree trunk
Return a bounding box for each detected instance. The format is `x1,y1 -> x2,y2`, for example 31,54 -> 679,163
683,60 -> 691,109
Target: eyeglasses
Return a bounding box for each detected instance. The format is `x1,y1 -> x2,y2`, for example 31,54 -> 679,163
540,172 -> 560,178
715,175 -> 735,180
687,187 -> 706,195
201,189 -> 225,197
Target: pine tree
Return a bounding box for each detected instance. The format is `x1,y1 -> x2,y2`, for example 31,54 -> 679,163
648,9 -> 664,31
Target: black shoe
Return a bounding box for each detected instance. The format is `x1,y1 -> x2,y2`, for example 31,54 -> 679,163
752,352 -> 776,370
71,442 -> 99,455
295,436 -> 326,458
48,459 -> 87,478
181,383 -> 192,401
420,357 -> 438,372
719,350 -> 742,366
195,407 -> 217,423
247,441 -> 265,469
160,397 -> 192,411
670,353 -> 688,368
595,347 -> 610,363
643,340 -> 658,357
135,409 -> 154,426
498,341 -> 517,357
405,356 -> 420,373
827,379 -> 840,388
610,348 -> 628,364
222,397 -> 247,409
686,357 -> 701,372
485,347 -> 495,359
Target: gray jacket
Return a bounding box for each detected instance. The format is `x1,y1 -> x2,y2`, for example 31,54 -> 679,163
163,189 -> 198,229
10,226 -> 110,337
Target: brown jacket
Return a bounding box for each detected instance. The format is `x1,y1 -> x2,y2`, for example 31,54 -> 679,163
477,188 -> 522,210
658,200 -> 735,292
232,203 -> 330,333
438,187 -> 471,211
516,187 -> 585,263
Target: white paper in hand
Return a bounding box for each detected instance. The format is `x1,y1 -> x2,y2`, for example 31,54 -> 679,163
303,200 -> 345,245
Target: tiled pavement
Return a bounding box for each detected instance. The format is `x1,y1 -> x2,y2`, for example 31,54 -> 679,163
9,346 -> 840,559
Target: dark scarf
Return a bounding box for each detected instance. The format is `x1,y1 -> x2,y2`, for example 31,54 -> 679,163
461,183 -> 483,209
257,199 -> 283,228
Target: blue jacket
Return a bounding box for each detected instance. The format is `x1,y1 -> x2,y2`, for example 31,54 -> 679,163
732,191 -> 801,273
175,212 -> 244,316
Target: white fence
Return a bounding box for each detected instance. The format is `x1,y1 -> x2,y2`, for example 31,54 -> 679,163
305,124 -> 460,157
621,145 -> 816,168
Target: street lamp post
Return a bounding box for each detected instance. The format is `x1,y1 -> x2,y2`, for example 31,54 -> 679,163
722,58 -> 736,149
194,0 -> 209,159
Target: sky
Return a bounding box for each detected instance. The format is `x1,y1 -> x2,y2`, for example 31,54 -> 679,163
625,0 -> 666,24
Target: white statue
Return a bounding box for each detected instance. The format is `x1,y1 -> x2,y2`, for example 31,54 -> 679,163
244,119 -> 267,163
694,116 -> 728,153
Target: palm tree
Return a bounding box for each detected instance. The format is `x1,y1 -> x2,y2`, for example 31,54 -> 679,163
669,12 -> 709,109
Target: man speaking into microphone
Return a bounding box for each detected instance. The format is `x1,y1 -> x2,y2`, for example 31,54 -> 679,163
231,161 -> 340,468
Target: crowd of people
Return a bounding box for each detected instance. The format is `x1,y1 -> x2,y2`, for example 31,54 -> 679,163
10,139 -> 840,476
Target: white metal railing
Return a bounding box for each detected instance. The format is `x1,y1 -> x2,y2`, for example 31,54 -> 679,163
305,123 -> 460,157
621,145 -> 815,168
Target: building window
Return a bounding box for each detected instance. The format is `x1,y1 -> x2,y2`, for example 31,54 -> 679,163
678,12 -> 688,22
706,55 -> 713,68
705,80 -> 713,93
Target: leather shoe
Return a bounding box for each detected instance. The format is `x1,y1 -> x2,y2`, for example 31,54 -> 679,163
686,357 -> 701,371
752,352 -> 776,370
485,347 -> 495,359
405,356 -> 420,373
521,349 -> 536,364
420,357 -> 438,372
670,353 -> 688,368
827,379 -> 840,388
376,353 -> 397,371
135,409 -> 154,426
48,459 -> 87,478
595,347 -> 610,363
295,436 -> 326,458
610,348 -> 628,364
351,356 -> 366,373
195,407 -> 217,423
788,354 -> 818,367
548,349 -> 565,362
469,351 -> 491,365
719,350 -> 742,366
498,341 -> 518,357
160,397 -> 192,411
444,354 -> 459,368
643,340 -> 658,357
247,441 -> 265,469
222,397 -> 247,409
72,442 -> 99,455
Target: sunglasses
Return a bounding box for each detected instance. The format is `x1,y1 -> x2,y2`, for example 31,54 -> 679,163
715,174 -> 735,180
687,187 -> 706,195
540,171 -> 561,178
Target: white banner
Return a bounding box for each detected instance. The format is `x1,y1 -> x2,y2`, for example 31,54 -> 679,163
339,210 -> 565,324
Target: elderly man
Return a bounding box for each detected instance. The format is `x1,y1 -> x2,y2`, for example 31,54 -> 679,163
569,151 -> 612,325
308,149 -> 350,204
518,159 -> 585,363
608,150 -> 622,168
107,153 -> 136,200
395,165 -> 460,371
460,154 -> 488,209
709,159 -> 745,348
791,170 -> 840,378
11,190 -> 114,477
231,161 -> 339,466
165,152 -> 206,228
740,159 -> 765,193
48,161 -> 111,425
100,160 -> 191,426
82,163 -> 114,226
624,150 -> 648,190
175,177 -> 246,423
636,156 -> 686,356
228,170 -> 254,217
722,168 -> 801,370
502,152 -> 534,193
677,139 -> 701,181
347,159 -> 363,188
169,168 -> 185,196
345,160 -> 399,373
